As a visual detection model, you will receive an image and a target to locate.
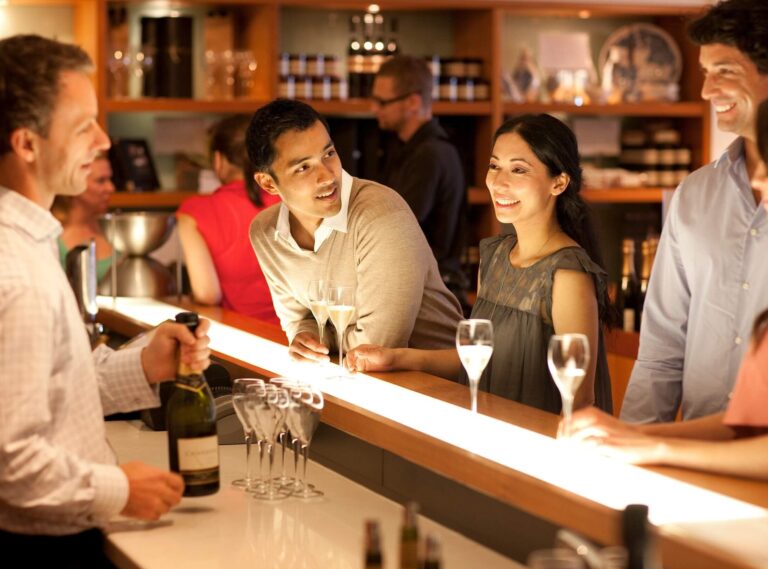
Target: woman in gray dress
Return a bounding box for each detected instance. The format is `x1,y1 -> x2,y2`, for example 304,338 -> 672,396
347,114 -> 613,414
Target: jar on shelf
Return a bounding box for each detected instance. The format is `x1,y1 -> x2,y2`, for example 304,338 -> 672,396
425,55 -> 441,79
464,58 -> 482,79
653,128 -> 680,188
331,76 -> 348,100
296,75 -> 312,99
312,75 -> 332,100
325,55 -> 340,78
439,76 -> 458,102
457,77 -> 475,102
278,52 -> 290,77
442,58 -> 466,79
306,54 -> 324,78
278,74 -> 296,99
674,147 -> 692,185
473,78 -> 490,101
288,53 -> 306,77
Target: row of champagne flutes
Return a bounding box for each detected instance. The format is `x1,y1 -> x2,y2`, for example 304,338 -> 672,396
231,378 -> 324,501
308,279 -> 356,372
456,319 -> 589,433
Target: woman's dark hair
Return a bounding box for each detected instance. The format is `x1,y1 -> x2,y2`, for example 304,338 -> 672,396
752,100 -> 768,346
687,0 -> 768,74
209,114 -> 261,206
493,114 -> 614,327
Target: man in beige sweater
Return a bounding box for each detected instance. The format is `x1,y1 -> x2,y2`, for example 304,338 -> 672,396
246,99 -> 462,362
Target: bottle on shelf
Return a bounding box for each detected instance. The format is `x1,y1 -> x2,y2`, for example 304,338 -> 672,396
617,238 -> 641,333
637,239 -> 653,332
400,501 -> 420,569
361,12 -> 376,97
166,311 -> 220,497
622,504 -> 661,569
364,519 -> 383,569
386,17 -> 399,57
422,534 -> 442,569
347,15 -> 363,98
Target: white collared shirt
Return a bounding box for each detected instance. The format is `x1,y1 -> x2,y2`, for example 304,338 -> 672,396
0,187 -> 158,535
273,169 -> 353,253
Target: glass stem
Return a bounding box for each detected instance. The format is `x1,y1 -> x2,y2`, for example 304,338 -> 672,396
302,443 -> 310,495
244,431 -> 252,485
562,396 -> 574,438
293,438 -> 301,490
279,432 -> 287,479
318,323 -> 325,344
258,439 -> 265,487
338,329 -> 344,369
469,377 -> 479,413
267,442 -> 275,497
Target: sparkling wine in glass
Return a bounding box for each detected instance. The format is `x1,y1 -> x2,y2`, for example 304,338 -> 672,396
308,280 -> 329,344
325,283 -> 356,372
547,333 -> 590,438
456,319 -> 494,413
231,378 -> 265,490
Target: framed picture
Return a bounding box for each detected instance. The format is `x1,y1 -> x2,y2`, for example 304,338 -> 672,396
108,138 -> 160,192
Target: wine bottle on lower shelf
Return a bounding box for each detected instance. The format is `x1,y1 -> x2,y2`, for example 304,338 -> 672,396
617,239 -> 640,333
400,501 -> 420,569
622,504 -> 661,569
364,519 -> 383,569
166,311 -> 220,497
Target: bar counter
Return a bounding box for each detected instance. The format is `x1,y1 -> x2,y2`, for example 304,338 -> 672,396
97,297 -> 768,569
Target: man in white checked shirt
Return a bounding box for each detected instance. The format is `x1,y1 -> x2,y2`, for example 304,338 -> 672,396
0,35 -> 212,567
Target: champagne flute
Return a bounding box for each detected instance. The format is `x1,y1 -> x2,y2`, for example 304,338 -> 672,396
231,378 -> 265,490
285,384 -> 324,499
246,384 -> 290,501
325,283 -> 356,374
308,280 -> 329,344
547,334 -> 590,438
268,377 -> 299,488
455,319 -> 494,413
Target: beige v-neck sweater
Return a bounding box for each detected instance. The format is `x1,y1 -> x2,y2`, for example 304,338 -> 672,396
249,176 -> 462,350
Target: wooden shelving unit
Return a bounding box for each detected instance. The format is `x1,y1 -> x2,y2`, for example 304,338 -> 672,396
108,191 -> 195,209
502,101 -> 707,118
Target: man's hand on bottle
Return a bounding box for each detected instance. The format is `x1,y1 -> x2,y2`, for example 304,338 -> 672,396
141,318 -> 212,383
119,461 -> 184,521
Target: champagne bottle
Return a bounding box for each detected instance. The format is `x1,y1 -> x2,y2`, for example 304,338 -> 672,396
617,239 -> 640,333
364,519 -> 383,569
422,534 -> 442,569
166,311 -> 220,497
400,501 -> 419,569
637,240 -> 653,332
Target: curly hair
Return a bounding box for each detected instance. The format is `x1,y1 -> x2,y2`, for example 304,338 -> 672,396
687,0 -> 768,74
0,35 -> 92,155
493,114 -> 614,327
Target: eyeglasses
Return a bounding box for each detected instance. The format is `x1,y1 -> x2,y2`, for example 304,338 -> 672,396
371,92 -> 417,107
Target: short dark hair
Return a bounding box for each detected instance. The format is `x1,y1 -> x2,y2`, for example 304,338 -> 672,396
208,114 -> 261,205
377,55 -> 433,107
493,114 -> 612,327
0,34 -> 93,156
245,99 -> 329,179
687,0 -> 768,74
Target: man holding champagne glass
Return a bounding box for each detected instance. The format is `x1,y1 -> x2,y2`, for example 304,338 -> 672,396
247,99 -> 462,363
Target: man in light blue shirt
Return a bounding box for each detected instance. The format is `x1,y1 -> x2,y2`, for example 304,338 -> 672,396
621,0 -> 768,423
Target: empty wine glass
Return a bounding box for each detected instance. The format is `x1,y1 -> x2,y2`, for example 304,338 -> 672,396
325,283 -> 356,375
231,378 -> 265,490
547,334 -> 590,438
455,319 -> 494,413
268,377 -> 300,488
246,384 -> 291,501
285,384 -> 324,499
308,280 -> 329,345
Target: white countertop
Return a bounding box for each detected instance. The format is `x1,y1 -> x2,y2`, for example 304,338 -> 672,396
105,421 -> 524,569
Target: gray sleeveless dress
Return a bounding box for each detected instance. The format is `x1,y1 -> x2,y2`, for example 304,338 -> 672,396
460,234 -> 613,414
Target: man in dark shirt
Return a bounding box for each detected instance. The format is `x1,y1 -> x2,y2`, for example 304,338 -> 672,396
372,55 -> 469,312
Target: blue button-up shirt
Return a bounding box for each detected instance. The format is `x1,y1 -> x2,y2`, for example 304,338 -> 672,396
621,138 -> 768,423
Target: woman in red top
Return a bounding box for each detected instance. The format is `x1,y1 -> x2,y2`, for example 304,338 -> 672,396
565,99 -> 768,480
177,115 -> 281,324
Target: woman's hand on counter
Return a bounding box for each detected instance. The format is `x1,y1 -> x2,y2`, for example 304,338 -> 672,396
119,461 -> 184,521
346,345 -> 398,373
289,332 -> 330,363
562,407 -> 664,464
141,318 -> 212,383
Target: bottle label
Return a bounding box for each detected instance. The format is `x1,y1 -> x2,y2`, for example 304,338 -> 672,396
178,436 -> 219,473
